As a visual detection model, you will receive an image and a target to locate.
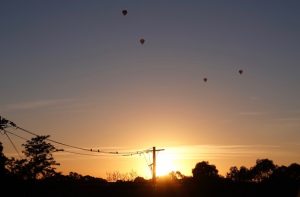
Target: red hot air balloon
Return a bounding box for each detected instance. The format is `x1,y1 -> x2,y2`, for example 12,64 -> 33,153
203,78 -> 207,82
238,69 -> 243,75
139,38 -> 145,45
122,9 -> 128,16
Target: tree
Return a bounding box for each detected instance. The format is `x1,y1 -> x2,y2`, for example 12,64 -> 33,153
69,171 -> 83,180
238,166 -> 251,181
286,163 -> 300,181
68,172 -> 107,184
22,135 -> 60,179
168,171 -> 185,180
250,159 -> 275,182
226,166 -> 251,182
6,157 -> 30,179
192,161 -> 219,181
106,170 -> 137,182
226,166 -> 239,181
134,176 -> 147,183
0,142 -> 8,176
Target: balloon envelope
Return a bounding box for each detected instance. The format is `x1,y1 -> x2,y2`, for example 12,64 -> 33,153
140,38 -> 145,44
238,69 -> 243,74
203,78 -> 207,82
122,10 -> 128,16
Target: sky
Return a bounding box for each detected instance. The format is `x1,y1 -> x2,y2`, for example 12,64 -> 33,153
0,0 -> 300,178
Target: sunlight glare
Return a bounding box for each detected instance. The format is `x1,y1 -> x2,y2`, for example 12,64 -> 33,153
156,151 -> 176,176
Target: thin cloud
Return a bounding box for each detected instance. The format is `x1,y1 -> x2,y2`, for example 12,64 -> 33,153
274,117 -> 300,121
3,98 -> 75,111
239,111 -> 266,116
164,144 -> 282,160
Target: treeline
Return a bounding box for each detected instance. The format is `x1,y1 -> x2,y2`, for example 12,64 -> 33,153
0,136 -> 300,197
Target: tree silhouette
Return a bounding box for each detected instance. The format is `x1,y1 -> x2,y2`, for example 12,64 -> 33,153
134,176 -> 147,183
22,135 -> 60,179
106,170 -> 138,182
69,171 -> 83,180
6,157 -> 30,179
192,161 -> 219,181
168,171 -> 185,180
226,166 -> 239,180
271,163 -> 300,182
286,163 -> 300,181
226,166 -> 251,182
250,158 -> 275,182
0,142 -> 8,177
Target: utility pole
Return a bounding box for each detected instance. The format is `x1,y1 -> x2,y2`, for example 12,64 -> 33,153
152,146 -> 156,183
151,146 -> 164,184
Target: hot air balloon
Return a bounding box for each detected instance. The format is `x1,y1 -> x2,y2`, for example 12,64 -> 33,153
203,78 -> 207,82
139,38 -> 145,45
122,9 -> 128,16
238,69 -> 243,75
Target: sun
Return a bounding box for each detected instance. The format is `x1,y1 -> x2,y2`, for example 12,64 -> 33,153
156,151 -> 176,176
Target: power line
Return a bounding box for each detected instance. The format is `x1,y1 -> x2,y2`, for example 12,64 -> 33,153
55,149 -> 113,157
2,116 -> 149,155
15,125 -> 150,155
142,152 -> 153,175
2,129 -> 143,157
3,129 -> 110,157
3,128 -> 28,141
1,116 -> 158,159
3,131 -> 22,159
16,126 -> 94,152
1,117 -> 165,182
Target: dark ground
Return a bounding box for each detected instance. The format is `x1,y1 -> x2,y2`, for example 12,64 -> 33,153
1,176 -> 299,197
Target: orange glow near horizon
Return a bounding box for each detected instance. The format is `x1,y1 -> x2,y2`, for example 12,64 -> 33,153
156,151 -> 177,177
2,139 -> 300,180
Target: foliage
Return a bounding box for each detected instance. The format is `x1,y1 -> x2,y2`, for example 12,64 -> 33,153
272,163 -> 300,181
286,163 -> 300,181
22,135 -> 60,179
250,158 -> 276,182
168,171 -> 185,180
226,166 -> 251,182
0,142 -> 8,176
69,171 -> 83,180
6,158 -> 29,178
192,161 -> 219,181
106,170 -> 138,182
68,171 -> 107,183
134,176 -> 147,183
5,135 -> 60,180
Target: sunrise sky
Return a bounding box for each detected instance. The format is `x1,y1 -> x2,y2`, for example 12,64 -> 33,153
1,1 -> 300,178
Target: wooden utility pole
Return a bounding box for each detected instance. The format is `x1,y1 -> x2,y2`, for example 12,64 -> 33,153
151,146 -> 164,184
152,146 -> 156,183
